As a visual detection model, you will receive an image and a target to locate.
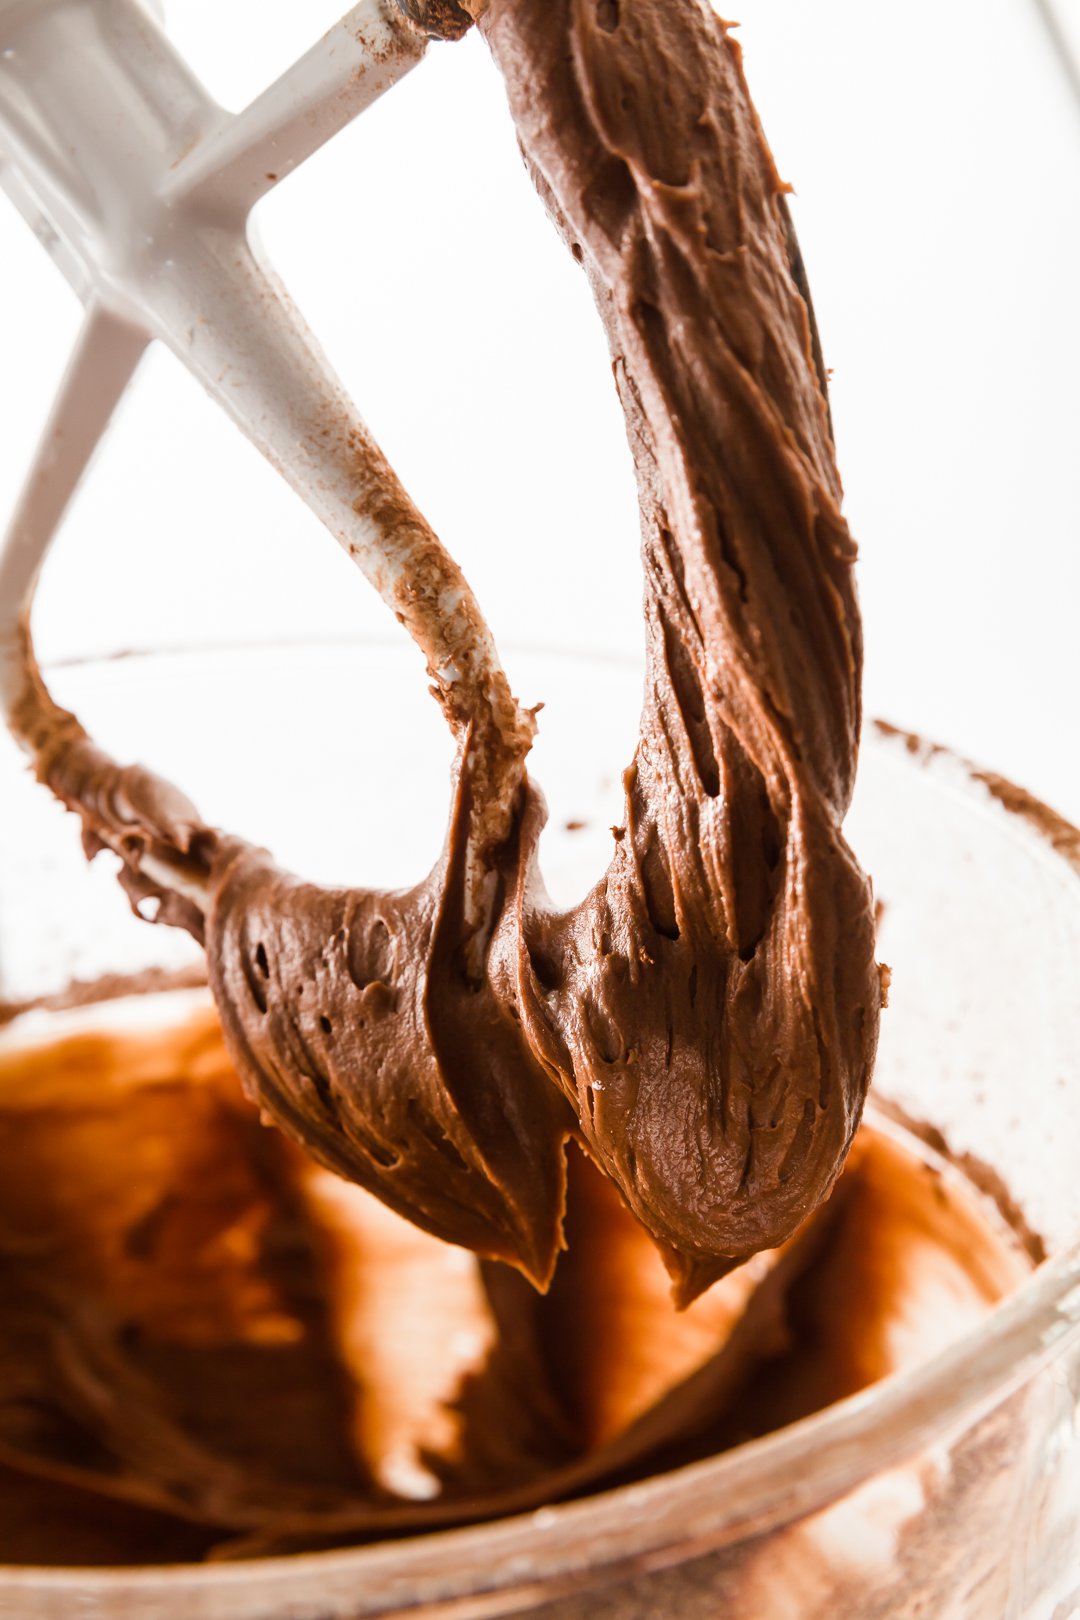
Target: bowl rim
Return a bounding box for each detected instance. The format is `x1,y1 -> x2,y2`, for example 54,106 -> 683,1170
4,642 -> 1080,1614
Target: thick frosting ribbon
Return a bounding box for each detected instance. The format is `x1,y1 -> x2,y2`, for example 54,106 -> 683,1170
13,0 -> 881,1303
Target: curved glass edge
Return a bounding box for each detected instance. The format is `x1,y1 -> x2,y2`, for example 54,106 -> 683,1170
2,680 -> 1080,1608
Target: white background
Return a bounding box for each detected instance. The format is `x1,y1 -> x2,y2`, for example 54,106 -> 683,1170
3,0 -> 1080,821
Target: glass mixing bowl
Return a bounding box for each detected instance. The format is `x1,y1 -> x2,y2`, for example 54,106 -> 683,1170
3,642 -> 1080,1620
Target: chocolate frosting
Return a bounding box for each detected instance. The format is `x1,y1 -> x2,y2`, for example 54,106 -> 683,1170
475,0 -> 880,1298
0,996 -> 1029,1564
10,0 -> 880,1302
0,999 -> 837,1557
396,0 -> 478,40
